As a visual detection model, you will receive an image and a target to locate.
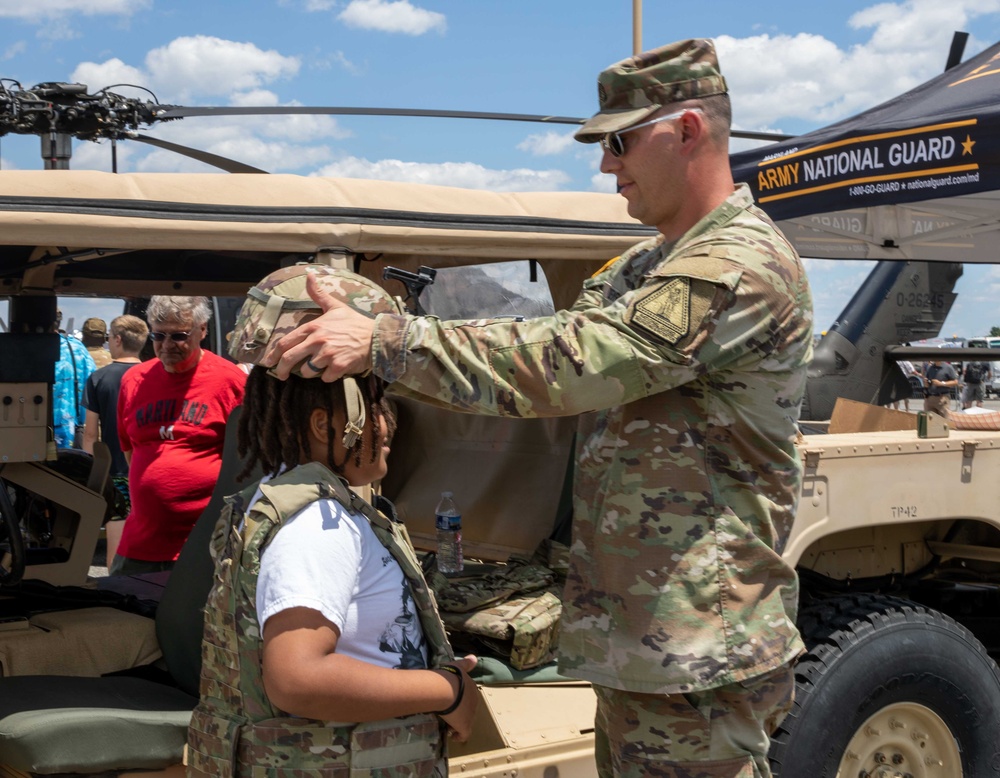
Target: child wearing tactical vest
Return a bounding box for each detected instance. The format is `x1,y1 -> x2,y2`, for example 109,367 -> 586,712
187,265 -> 479,777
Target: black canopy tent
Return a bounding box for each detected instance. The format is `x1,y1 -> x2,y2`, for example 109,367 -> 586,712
729,40 -> 1000,418
730,39 -> 1000,264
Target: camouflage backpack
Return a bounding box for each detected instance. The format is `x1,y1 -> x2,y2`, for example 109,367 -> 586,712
429,540 -> 568,670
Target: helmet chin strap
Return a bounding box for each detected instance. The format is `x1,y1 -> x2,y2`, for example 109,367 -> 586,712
341,376 -> 366,449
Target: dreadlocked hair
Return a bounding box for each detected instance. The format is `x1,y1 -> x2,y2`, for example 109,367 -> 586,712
238,366 -> 395,481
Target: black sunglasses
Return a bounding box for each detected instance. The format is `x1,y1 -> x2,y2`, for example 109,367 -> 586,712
600,108 -> 701,158
149,331 -> 192,343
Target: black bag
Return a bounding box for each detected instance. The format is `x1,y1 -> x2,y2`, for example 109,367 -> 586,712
965,362 -> 986,384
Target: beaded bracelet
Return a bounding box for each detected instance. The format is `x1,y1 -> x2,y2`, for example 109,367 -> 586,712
434,665 -> 465,716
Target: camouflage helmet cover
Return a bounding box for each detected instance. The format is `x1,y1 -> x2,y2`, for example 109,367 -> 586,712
229,263 -> 402,372
229,264 -> 403,448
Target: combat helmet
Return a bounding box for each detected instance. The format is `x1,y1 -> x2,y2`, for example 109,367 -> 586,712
229,263 -> 403,447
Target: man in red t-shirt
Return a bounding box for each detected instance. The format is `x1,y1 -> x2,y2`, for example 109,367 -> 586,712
113,296 -> 245,576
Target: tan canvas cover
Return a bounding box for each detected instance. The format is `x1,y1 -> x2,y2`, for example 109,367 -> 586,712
0,171 -> 651,261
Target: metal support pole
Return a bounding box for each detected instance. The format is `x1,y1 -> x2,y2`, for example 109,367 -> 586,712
632,0 -> 642,54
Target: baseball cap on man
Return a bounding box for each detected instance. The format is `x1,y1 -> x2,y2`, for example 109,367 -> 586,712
82,317 -> 107,337
575,38 -> 728,143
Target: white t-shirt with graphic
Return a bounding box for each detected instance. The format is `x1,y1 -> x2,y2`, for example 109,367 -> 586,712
254,486 -> 428,670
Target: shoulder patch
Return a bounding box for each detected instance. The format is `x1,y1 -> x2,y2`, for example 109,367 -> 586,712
627,277 -> 691,345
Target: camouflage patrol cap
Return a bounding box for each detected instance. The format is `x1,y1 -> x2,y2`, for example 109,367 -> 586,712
82,317 -> 107,337
575,38 -> 728,143
229,263 -> 403,447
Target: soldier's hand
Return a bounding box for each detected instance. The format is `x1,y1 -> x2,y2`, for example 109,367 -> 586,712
264,273 -> 376,381
439,654 -> 481,742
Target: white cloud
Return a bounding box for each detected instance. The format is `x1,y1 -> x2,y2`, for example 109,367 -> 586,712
71,123 -> 339,174
590,172 -> 616,194
312,156 -> 569,191
517,131 -> 576,156
126,115 -> 341,173
0,0 -> 148,21
338,0 -> 446,35
65,35 -> 356,174
849,0 -> 1000,51
142,36 -> 300,100
71,58 -> 146,95
309,49 -> 366,76
68,142 -> 123,173
2,41 -> 26,60
718,0 -> 1000,132
802,258 -> 878,331
222,90 -> 351,143
331,51 -> 364,76
962,266 -> 1000,308
131,135 -> 334,174
72,36 -> 302,103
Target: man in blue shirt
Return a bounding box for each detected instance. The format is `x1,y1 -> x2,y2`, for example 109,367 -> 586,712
53,311 -> 96,448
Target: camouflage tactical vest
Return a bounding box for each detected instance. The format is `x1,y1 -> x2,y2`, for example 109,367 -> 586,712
187,461 -> 453,777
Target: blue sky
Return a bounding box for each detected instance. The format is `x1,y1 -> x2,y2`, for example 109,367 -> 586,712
2,0 -> 1000,337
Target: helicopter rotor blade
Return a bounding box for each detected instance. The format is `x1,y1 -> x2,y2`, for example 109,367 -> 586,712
130,133 -> 268,174
159,105 -> 587,124
156,105 -> 792,142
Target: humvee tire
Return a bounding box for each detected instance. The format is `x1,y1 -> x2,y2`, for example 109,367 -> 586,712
768,593 -> 1000,777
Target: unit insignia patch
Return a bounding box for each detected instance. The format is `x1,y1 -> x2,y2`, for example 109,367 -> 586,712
627,277 -> 691,344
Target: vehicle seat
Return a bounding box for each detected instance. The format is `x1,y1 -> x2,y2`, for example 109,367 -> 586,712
0,406 -> 259,775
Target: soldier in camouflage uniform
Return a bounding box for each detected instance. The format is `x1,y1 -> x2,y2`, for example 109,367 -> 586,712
188,265 -> 480,777
264,40 -> 814,778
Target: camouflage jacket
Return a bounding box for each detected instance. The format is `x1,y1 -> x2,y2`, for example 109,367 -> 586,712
373,184 -> 813,694
187,462 -> 451,777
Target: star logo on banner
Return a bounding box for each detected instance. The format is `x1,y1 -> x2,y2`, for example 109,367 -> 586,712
962,134 -> 976,155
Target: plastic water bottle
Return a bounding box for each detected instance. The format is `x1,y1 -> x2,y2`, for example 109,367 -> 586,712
435,491 -> 463,574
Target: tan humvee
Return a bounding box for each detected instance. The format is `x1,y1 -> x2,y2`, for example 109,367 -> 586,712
0,170 -> 649,778
0,170 -> 998,778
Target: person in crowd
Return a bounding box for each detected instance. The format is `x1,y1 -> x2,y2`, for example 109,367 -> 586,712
892,359 -> 918,412
961,359 -> 991,409
53,310 -> 96,449
81,314 -> 149,565
188,265 -> 480,776
924,359 -> 959,418
82,315 -> 148,474
81,317 -> 112,368
112,296 -> 245,576
260,39 -> 813,778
